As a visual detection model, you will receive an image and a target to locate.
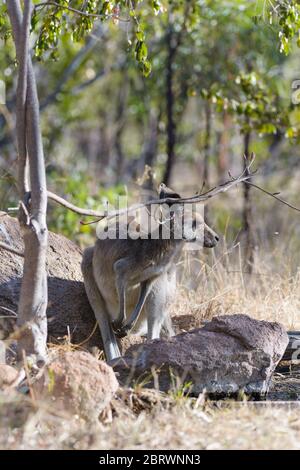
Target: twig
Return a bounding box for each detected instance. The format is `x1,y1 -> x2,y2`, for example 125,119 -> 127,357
245,181 -> 300,213
47,162 -> 300,228
77,321 -> 98,347
0,242 -> 24,257
0,305 -> 17,317
34,2 -> 130,22
47,170 -> 252,220
40,25 -> 107,110
47,191 -> 107,219
8,368 -> 26,390
22,350 -> 37,404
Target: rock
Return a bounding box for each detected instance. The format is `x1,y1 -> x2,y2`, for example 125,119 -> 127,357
172,314 -> 203,332
112,314 -> 289,396
33,351 -> 119,420
0,215 -> 150,361
0,216 -> 155,359
0,214 -> 102,348
0,364 -> 19,390
0,215 -> 147,356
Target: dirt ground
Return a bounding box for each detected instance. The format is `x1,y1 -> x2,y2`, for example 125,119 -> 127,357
1,383 -> 300,450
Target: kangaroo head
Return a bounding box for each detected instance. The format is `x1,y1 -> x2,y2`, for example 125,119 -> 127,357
158,183 -> 181,200
157,184 -> 219,247
193,212 -> 219,248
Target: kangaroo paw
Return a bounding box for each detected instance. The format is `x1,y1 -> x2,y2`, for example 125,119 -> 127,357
113,324 -> 130,338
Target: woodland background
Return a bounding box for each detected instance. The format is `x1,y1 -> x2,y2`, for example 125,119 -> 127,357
1,0 -> 300,449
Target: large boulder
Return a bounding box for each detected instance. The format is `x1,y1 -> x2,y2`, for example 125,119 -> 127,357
0,214 -> 158,354
112,314 -> 289,396
33,350 -> 119,420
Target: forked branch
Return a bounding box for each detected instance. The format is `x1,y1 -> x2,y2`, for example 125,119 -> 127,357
2,164 -> 300,259
0,241 -> 24,257
47,168 -> 254,221
46,162 -> 300,221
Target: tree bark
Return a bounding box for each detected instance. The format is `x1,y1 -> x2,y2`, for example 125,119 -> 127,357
142,110 -> 161,168
203,101 -> 211,187
163,27 -> 176,185
114,73 -> 128,184
8,0 -> 48,363
217,111 -> 231,183
203,101 -> 212,224
162,4 -> 192,185
242,132 -> 255,272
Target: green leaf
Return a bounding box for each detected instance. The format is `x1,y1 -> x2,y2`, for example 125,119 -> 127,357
136,30 -> 145,42
141,60 -> 152,77
135,41 -> 148,63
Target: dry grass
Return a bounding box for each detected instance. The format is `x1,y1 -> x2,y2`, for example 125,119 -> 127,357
1,389 -> 300,450
2,211 -> 300,449
102,406 -> 300,450
171,240 -> 300,330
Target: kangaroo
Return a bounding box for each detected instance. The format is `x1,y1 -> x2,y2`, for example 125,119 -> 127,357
81,184 -> 219,362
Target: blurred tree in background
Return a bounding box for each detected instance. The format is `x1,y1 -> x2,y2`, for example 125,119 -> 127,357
1,0 -> 300,252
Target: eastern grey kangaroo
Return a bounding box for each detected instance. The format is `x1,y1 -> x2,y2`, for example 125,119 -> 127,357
82,184 -> 219,361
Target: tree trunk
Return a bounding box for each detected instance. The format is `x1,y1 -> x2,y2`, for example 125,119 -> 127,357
163,28 -> 176,185
203,101 -> 211,187
162,2 -> 192,186
98,123 -> 111,171
8,0 -> 48,363
217,111 -> 231,183
114,75 -> 128,184
242,132 -> 255,272
203,102 -> 212,224
140,109 -> 160,173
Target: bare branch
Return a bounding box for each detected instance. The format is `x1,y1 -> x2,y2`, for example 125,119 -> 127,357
0,241 -> 24,257
34,2 -> 130,22
246,181 -> 300,213
47,164 -> 300,224
47,170 -> 252,220
47,191 -> 106,219
40,25 -> 107,110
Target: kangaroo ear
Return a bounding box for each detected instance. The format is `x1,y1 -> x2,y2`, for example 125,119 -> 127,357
159,183 -> 181,200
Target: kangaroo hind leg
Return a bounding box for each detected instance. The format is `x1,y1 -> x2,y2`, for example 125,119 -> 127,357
114,280 -> 153,337
82,247 -> 121,362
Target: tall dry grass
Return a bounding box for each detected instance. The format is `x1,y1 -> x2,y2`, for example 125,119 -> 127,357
169,174 -> 300,331
172,236 -> 300,330
2,179 -> 300,450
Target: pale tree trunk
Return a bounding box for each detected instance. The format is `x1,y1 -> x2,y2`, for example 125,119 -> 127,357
8,0 -> 48,363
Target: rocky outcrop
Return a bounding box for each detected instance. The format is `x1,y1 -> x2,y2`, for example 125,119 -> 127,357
112,314 -> 289,396
0,364 -> 19,390
33,350 -> 119,420
0,214 -> 102,347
